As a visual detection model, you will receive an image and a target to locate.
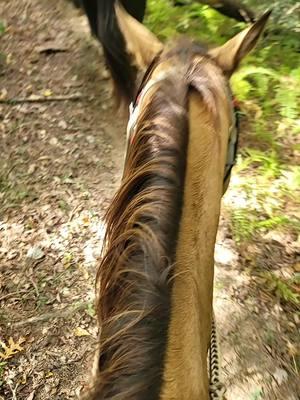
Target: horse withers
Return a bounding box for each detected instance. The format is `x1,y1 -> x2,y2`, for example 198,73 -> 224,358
82,4 -> 271,400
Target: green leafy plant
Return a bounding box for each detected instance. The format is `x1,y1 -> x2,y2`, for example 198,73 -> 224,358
0,361 -> 7,387
260,272 -> 299,305
250,388 -> 263,400
145,0 -> 299,253
231,208 -> 257,242
85,302 -> 96,318
0,21 -> 5,36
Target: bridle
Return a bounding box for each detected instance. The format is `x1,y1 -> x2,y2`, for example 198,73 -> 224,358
224,96 -> 240,184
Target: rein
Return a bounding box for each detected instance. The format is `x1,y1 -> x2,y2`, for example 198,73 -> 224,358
209,315 -> 226,400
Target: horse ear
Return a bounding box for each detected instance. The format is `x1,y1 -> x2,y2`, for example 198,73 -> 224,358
115,2 -> 163,70
209,10 -> 271,76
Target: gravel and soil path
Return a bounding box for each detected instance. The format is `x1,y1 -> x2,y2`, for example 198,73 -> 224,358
0,1 -> 299,399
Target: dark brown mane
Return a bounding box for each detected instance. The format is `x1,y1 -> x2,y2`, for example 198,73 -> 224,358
87,40 -> 225,400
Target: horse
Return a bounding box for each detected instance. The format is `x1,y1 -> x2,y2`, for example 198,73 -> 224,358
72,0 -> 254,104
82,3 -> 270,399
72,0 -> 147,103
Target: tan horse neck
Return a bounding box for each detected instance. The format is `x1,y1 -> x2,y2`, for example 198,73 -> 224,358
161,90 -> 229,400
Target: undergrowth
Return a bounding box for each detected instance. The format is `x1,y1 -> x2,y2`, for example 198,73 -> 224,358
0,21 -> 5,36
0,361 -> 6,388
260,272 -> 299,306
0,20 -> 6,67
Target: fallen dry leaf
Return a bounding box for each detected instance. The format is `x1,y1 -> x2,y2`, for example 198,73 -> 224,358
20,373 -> 27,385
58,120 -> 67,129
273,367 -> 288,385
287,341 -> 299,357
27,164 -> 36,175
0,88 -> 8,100
27,246 -> 45,260
26,391 -> 35,400
36,42 -> 68,54
0,337 -> 25,360
74,327 -> 90,337
293,262 -> 300,272
81,215 -> 91,226
43,89 -> 52,97
6,53 -> 12,64
28,94 -> 40,100
78,264 -> 89,280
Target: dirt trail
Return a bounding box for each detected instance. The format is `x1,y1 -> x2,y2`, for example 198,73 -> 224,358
0,1 -> 299,399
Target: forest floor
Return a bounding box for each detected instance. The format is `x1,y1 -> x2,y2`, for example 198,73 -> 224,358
0,1 -> 299,399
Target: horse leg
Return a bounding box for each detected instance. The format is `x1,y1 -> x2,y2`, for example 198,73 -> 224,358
122,0 -> 147,22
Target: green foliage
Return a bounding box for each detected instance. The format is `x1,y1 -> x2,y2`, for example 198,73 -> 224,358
85,302 -> 96,318
146,1 -> 300,250
230,207 -> 298,243
145,0 -> 231,43
232,65 -> 300,124
58,199 -> 71,212
0,166 -> 38,212
260,272 -> 299,305
250,388 -> 263,400
242,148 -> 281,178
279,166 -> 300,203
275,79 -> 299,120
231,65 -> 277,100
231,208 -> 257,242
246,0 -> 300,33
0,361 -> 6,387
0,21 -> 5,36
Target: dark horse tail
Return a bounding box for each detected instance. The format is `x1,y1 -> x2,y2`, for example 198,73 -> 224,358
78,0 -> 147,105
